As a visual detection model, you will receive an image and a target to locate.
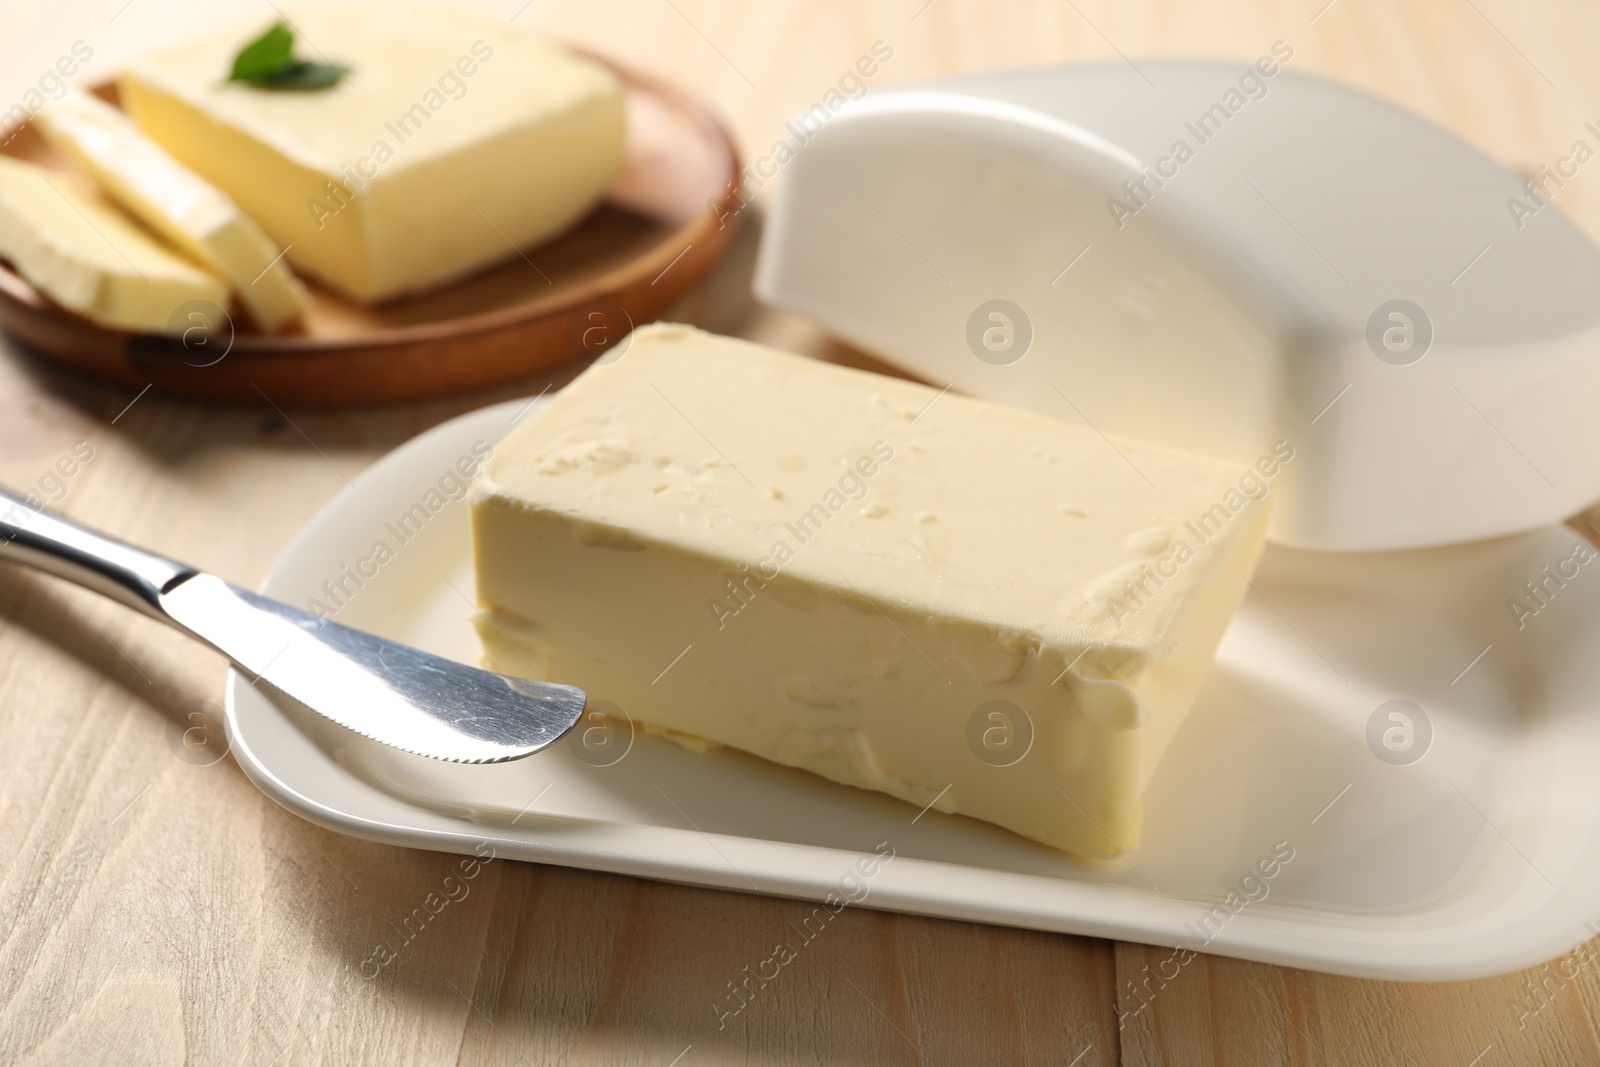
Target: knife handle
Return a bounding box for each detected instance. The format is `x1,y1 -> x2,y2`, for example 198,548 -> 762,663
0,486 -> 196,621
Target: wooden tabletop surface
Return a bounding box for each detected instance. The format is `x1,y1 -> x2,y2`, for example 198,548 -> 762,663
5,1 -> 1600,1064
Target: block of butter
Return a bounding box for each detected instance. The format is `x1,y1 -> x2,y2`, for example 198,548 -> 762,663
471,325 -> 1271,857
33,89 -> 310,333
0,156 -> 228,334
119,5 -> 625,304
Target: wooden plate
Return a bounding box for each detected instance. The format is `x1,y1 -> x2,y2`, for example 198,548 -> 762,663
0,59 -> 741,406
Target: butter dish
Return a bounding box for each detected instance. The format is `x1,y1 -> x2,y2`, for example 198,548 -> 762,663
226,396 -> 1600,981
754,58 -> 1600,551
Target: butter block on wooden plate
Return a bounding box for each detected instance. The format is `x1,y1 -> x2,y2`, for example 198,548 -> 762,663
119,5 -> 625,304
0,156 -> 228,334
470,325 -> 1272,857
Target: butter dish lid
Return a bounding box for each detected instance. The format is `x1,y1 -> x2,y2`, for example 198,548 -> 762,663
755,58 -> 1600,551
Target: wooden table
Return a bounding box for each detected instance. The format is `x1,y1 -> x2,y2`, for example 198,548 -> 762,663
5,1 -> 1600,1063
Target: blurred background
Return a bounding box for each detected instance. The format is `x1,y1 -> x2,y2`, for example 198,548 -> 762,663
8,0 -> 1600,245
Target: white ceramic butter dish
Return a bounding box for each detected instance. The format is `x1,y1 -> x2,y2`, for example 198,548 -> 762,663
754,60 -> 1600,551
226,398 -> 1600,981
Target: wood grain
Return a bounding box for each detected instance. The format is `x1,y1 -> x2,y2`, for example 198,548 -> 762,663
4,1 -> 1600,1064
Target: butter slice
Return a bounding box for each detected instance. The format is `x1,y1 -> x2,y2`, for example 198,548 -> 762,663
471,325 -> 1270,857
119,6 -> 625,303
0,156 -> 227,334
33,89 -> 309,333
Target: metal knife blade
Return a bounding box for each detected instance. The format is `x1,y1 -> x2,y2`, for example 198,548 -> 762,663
1,487 -> 585,764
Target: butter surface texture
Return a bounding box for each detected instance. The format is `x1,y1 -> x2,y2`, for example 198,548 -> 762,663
120,5 -> 625,303
0,156 -> 227,334
471,325 -> 1269,856
35,89 -> 309,332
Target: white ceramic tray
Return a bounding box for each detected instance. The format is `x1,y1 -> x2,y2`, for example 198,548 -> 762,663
226,398 -> 1600,981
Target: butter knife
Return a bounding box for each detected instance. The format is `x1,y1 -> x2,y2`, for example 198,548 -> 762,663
0,487 -> 585,764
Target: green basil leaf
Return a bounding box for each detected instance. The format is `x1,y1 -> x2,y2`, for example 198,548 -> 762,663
228,22 -> 295,82
257,60 -> 348,91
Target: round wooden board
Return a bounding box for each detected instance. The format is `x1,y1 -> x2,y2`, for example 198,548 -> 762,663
0,59 -> 741,406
